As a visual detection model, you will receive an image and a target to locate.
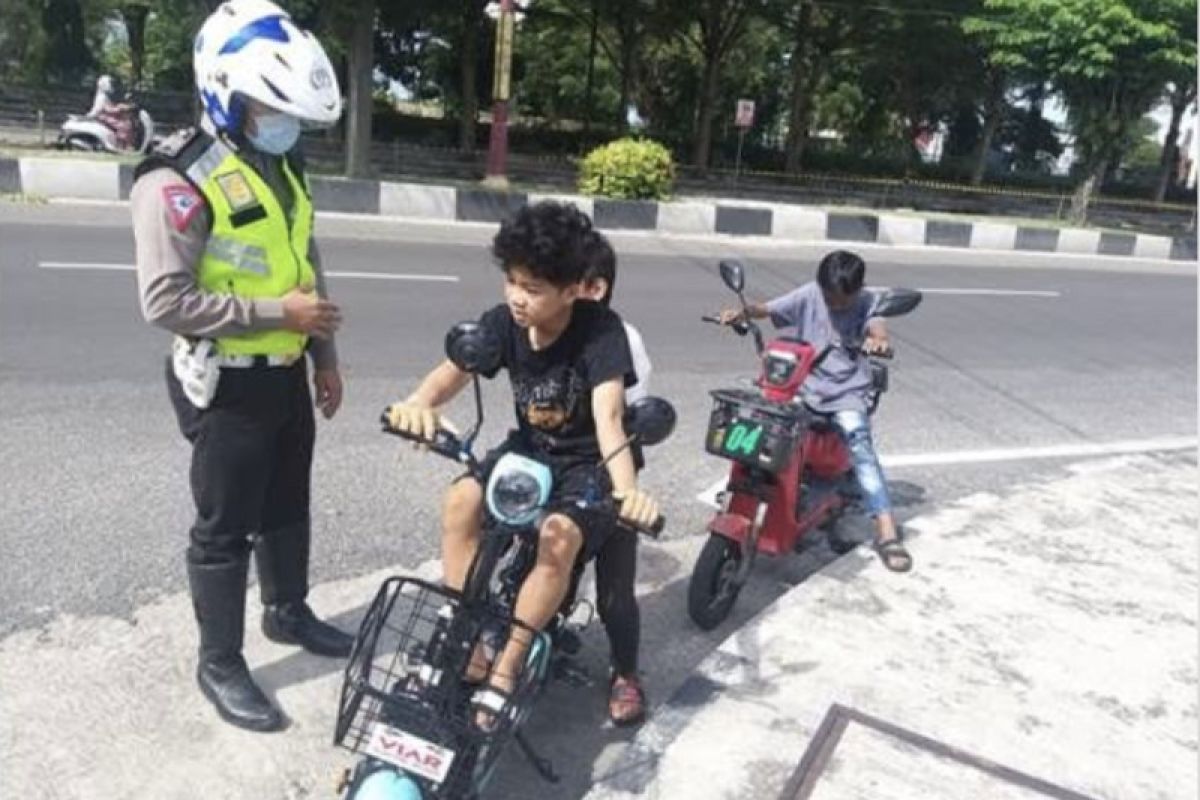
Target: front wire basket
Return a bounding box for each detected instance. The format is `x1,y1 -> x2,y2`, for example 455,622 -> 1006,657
335,576 -> 547,798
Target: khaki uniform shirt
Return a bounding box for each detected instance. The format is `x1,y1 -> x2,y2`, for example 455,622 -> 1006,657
130,142 -> 337,370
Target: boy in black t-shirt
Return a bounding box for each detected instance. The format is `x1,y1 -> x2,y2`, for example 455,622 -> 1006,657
385,201 -> 660,724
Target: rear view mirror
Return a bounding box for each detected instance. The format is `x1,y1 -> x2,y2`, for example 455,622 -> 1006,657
623,396 -> 677,447
719,259 -> 746,295
444,322 -> 503,374
871,288 -> 922,317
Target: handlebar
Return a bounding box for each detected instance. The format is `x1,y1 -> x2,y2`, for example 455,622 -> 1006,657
701,314 -> 750,337
382,410 -> 664,537
626,507 -> 666,538
586,496 -> 665,539
706,316 -> 895,362
379,412 -> 468,464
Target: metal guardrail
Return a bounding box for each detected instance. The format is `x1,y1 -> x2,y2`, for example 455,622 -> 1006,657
298,137 -> 1196,238
0,85 -> 194,142
2,84 -> 1193,236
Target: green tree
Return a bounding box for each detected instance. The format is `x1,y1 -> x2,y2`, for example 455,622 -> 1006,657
147,3 -> 204,87
0,0 -> 45,83
603,0 -> 656,132
41,0 -> 95,84
512,0 -> 619,129
1152,0 -> 1197,200
1155,80 -> 1197,200
969,0 -> 1196,221
344,0 -> 376,176
375,0 -> 489,151
658,0 -> 765,170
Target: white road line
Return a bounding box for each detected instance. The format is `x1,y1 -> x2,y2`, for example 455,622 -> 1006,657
880,436 -> 1197,467
39,261 -> 134,271
915,288 -> 1061,297
37,262 -> 460,282
696,435 -> 1197,506
325,270 -> 460,283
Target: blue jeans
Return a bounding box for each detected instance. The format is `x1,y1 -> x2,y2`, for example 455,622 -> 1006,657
831,410 -> 892,517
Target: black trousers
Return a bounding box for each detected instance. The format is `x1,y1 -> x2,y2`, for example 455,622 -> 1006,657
166,358 -> 314,567
594,526 -> 640,676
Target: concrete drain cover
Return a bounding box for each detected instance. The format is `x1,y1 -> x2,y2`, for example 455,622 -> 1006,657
779,705 -> 1100,800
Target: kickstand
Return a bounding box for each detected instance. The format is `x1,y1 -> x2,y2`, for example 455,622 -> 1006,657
515,730 -> 560,784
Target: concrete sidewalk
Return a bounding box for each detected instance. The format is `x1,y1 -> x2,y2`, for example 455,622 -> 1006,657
585,452 -> 1198,800
1,151 -> 1194,263
0,454 -> 1194,799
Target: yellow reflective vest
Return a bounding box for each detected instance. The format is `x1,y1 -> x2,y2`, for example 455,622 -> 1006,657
147,132 -> 315,358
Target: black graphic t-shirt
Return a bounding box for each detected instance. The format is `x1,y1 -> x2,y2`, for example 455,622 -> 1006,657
478,301 -> 634,463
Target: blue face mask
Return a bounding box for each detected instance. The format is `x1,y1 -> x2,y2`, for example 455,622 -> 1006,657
247,112 -> 300,155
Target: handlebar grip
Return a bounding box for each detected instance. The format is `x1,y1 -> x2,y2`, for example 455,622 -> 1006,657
701,314 -> 749,337
607,496 -> 666,538
619,514 -> 665,538
379,412 -> 461,460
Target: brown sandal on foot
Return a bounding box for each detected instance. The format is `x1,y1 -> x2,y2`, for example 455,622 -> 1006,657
874,534 -> 913,573
609,674 -> 646,727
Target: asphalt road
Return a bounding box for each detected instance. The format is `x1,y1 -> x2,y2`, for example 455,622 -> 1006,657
0,200 -> 1195,798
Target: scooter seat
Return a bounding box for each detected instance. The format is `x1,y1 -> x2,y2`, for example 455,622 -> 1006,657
806,415 -> 837,434
799,402 -> 834,431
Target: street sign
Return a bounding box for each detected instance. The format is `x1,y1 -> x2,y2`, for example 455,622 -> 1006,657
735,99 -> 755,129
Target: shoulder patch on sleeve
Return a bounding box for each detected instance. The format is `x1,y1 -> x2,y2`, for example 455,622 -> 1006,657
162,183 -> 204,233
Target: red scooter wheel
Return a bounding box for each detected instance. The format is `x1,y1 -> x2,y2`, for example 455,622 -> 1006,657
687,534 -> 744,630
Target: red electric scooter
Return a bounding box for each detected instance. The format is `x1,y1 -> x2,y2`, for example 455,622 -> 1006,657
686,259 -> 921,630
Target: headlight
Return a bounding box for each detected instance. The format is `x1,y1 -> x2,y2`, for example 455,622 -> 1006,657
485,453 -> 553,526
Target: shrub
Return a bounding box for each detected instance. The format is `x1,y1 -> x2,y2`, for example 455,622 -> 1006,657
578,137 -> 675,200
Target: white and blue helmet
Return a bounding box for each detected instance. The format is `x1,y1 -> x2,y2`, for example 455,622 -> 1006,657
193,0 -> 341,134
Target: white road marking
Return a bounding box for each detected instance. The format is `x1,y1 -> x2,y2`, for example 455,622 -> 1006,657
37,261 -> 460,282
696,435 -> 1197,506
39,261 -> 134,271
880,436 -> 1196,467
325,270 -> 459,283
915,288 -> 1061,297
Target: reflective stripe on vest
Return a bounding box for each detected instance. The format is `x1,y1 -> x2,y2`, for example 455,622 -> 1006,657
188,138 -> 314,358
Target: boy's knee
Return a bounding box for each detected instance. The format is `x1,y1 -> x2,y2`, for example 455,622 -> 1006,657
845,426 -> 875,456
537,514 -> 584,570
443,479 -> 482,520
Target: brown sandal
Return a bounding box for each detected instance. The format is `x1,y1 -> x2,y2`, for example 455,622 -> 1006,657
874,533 -> 913,573
609,674 -> 646,727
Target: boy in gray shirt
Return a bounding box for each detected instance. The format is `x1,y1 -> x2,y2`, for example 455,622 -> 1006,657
719,250 -> 912,572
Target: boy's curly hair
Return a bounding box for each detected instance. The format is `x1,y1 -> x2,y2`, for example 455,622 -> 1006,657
582,228 -> 617,306
492,201 -> 593,288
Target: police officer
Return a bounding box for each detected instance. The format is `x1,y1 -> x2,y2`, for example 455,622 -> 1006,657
131,0 -> 352,732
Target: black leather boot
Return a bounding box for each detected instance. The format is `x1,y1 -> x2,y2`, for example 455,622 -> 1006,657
187,559 -> 284,732
255,522 -> 353,658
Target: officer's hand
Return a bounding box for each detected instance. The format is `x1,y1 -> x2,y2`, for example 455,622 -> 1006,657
385,401 -> 440,445
313,368 -> 343,420
717,308 -> 745,326
282,286 -> 342,339
612,488 -> 660,531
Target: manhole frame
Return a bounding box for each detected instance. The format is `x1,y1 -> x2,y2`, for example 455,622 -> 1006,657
778,703 -> 1100,800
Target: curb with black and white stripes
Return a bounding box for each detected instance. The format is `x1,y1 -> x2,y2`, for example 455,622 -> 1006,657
2,154 -> 1195,262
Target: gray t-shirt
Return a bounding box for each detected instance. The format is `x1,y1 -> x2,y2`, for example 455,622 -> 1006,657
766,282 -> 878,413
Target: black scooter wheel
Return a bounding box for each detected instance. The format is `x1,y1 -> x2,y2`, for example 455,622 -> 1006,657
687,534 -> 744,630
